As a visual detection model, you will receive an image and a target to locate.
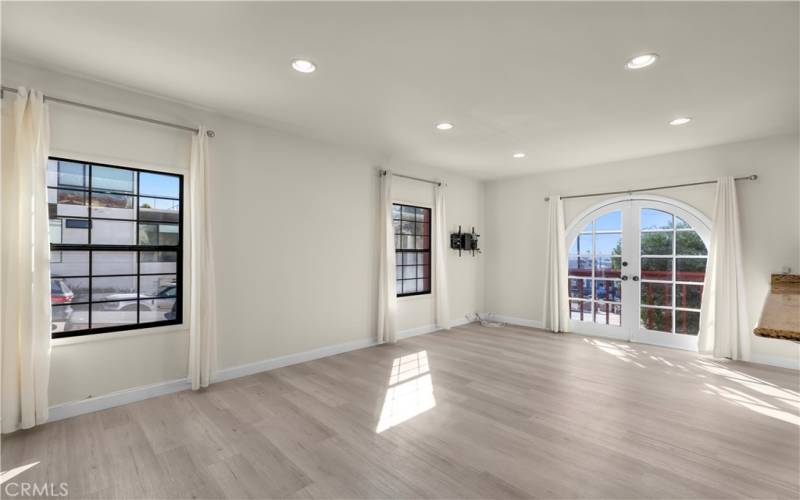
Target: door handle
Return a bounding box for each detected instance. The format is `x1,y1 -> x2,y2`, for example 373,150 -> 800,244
632,276 -> 640,281
621,275 -> 629,281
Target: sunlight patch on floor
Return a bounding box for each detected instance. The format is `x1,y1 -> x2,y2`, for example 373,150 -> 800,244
584,338 -> 646,368
704,383 -> 800,426
376,351 -> 436,433
695,359 -> 800,396
692,358 -> 800,425
0,462 -> 40,485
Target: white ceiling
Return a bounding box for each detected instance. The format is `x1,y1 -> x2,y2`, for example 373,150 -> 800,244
3,2 -> 798,178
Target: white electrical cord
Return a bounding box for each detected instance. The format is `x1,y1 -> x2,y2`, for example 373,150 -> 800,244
467,313 -> 505,328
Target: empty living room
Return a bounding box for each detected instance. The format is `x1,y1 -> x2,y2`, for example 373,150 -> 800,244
1,2 -> 798,499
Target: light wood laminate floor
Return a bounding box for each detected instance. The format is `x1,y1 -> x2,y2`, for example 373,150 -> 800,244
3,323 -> 799,499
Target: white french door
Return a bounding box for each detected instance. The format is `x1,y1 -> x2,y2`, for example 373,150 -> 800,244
566,196 -> 710,351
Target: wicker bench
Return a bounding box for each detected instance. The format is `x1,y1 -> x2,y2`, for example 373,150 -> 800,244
753,274 -> 800,341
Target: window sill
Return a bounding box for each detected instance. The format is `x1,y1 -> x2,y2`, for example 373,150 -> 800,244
51,323 -> 188,347
398,293 -> 433,302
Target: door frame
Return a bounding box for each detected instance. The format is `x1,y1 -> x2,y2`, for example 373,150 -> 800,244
565,194 -> 711,349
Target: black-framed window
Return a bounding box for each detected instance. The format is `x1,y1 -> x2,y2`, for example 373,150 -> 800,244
47,157 -> 183,338
393,204 -> 431,297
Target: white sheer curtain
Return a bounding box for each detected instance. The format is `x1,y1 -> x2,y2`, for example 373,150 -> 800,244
433,183 -> 450,330
188,126 -> 218,389
377,171 -> 398,343
542,195 -> 570,332
1,88 -> 52,432
699,177 -> 750,360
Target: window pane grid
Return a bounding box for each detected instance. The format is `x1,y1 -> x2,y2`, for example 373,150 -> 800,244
48,158 -> 182,338
46,214 -> 179,223
49,296 -> 176,306
568,211 -> 623,327
393,204 -> 431,296
570,208 -> 707,335
639,304 -> 672,310
49,184 -> 179,200
639,208 -> 707,336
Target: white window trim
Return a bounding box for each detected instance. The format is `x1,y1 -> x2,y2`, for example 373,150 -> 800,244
48,149 -> 191,345
392,199 -> 435,300
51,323 -> 187,347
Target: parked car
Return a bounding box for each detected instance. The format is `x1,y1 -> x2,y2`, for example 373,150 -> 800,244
100,282 -> 176,311
51,278 -> 74,325
165,299 -> 178,321
60,281 -> 178,329
51,278 -> 74,305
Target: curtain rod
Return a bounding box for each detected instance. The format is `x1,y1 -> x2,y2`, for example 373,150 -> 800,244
380,169 -> 442,186
543,175 -> 757,202
1,85 -> 215,137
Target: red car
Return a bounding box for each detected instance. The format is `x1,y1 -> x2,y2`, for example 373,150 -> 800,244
51,278 -> 75,324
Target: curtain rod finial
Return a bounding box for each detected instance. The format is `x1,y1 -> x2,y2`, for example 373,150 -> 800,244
749,174 -> 758,180
206,130 -> 215,138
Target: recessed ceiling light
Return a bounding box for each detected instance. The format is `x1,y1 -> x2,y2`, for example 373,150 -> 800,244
292,59 -> 316,73
512,153 -> 526,159
436,122 -> 454,131
625,53 -> 659,70
669,117 -> 692,126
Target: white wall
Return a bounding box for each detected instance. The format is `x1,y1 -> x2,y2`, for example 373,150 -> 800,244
387,166 -> 484,333
2,60 -> 485,406
485,134 -> 800,369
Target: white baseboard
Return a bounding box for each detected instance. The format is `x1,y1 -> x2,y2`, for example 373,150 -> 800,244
397,317 -> 473,340
450,317 -> 474,328
43,320 -> 464,426
215,320 -> 473,383
396,324 -> 439,340
213,336 -> 380,383
217,317 -> 475,383
487,314 -> 544,329
48,378 -> 191,423
749,353 -> 800,371
486,315 -> 799,371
